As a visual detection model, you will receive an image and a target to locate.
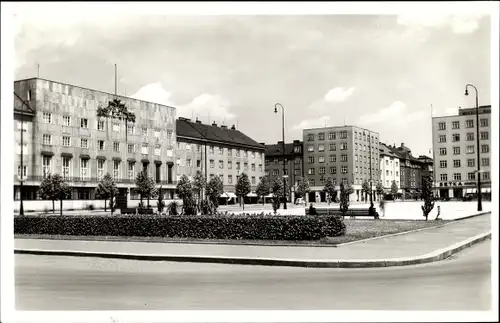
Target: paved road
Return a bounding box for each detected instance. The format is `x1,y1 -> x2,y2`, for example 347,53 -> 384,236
15,240 -> 491,311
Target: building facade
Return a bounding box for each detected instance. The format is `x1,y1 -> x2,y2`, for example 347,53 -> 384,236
302,126 -> 380,202
432,105 -> 491,199
176,117 -> 266,200
379,142 -> 401,191
263,140 -> 304,202
14,78 -> 178,207
386,143 -> 426,195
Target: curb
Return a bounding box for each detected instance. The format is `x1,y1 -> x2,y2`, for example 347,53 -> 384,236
15,231 -> 491,268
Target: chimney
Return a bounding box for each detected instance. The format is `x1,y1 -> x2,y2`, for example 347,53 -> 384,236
231,125 -> 236,130
179,117 -> 191,122
401,143 -> 405,148
196,120 -> 202,124
212,122 -> 217,127
277,141 -> 284,145
259,142 -> 266,146
221,125 -> 228,129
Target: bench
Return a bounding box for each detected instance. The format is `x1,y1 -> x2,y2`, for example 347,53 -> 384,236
305,207 -> 379,219
137,208 -> 154,215
120,207 -> 137,215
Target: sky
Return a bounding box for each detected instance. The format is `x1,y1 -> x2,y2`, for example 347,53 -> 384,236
12,3 -> 494,158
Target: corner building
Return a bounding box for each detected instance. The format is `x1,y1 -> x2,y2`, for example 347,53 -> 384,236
14,78 -> 177,209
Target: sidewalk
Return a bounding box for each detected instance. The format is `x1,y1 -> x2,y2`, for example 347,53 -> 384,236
15,213 -> 491,267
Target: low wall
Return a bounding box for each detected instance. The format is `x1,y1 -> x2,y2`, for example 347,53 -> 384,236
380,201 -> 492,220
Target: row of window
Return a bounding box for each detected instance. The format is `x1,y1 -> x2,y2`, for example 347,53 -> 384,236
266,169 -> 302,177
308,178 -> 350,186
439,171 -> 490,181
307,131 -> 349,142
438,132 -> 489,143
307,166 -> 349,175
264,158 -> 302,165
383,170 -> 400,177
177,158 -> 263,172
437,118 -> 489,130
178,142 -> 263,160
41,113 -> 173,139
384,159 -> 400,167
439,158 -> 490,168
439,144 -> 490,155
205,173 -> 258,185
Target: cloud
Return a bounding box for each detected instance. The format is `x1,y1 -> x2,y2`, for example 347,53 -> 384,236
179,94 -> 236,122
130,82 -> 174,106
324,87 -> 356,103
358,101 -> 426,126
292,116 -> 331,131
397,14 -> 485,34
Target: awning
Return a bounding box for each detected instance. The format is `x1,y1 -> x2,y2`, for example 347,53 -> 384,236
141,159 -> 150,164
220,192 -> 229,198
112,157 -> 121,161
127,158 -> 136,163
61,152 -> 73,158
154,160 -> 162,165
481,188 -> 491,193
246,192 -> 257,197
166,161 -> 174,166
96,155 -> 106,160
80,154 -> 91,160
41,151 -> 54,157
226,192 -> 237,198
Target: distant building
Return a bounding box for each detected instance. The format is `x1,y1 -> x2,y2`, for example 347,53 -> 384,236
263,140 -> 304,202
431,105 -> 491,199
379,142 -> 401,192
386,143 -> 426,195
175,117 -> 266,201
302,125 -> 380,202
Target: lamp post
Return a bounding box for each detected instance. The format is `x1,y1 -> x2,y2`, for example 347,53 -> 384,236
465,84 -> 482,212
274,103 -> 287,210
364,130 -> 374,214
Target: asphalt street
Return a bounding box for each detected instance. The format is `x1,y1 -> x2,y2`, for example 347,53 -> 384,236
15,240 -> 491,311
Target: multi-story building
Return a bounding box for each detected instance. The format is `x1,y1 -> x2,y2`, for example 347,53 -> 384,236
432,105 -> 491,199
176,117 -> 266,201
386,143 -> 427,195
302,126 -> 380,202
263,140 -> 304,202
14,78 -> 177,209
379,142 -> 401,191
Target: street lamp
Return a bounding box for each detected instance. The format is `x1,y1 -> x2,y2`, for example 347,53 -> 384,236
364,130 -> 374,215
274,103 -> 287,210
465,84 -> 482,212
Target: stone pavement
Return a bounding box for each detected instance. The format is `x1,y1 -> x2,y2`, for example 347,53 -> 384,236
15,213 -> 491,262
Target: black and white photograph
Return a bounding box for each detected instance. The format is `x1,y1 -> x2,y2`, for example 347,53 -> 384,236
1,2 -> 498,322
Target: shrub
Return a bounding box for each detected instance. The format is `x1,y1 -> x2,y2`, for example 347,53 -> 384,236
200,199 -> 212,215
167,201 -> 179,216
14,213 -> 346,241
138,201 -> 145,209
85,204 -> 95,211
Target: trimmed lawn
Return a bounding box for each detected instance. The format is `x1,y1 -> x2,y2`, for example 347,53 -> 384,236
14,219 -> 448,246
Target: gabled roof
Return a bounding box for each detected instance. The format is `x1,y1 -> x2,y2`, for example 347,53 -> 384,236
176,118 -> 265,151
379,142 -> 399,158
265,143 -> 295,157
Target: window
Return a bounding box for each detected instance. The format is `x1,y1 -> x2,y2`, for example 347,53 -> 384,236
309,179 -> 315,186
341,166 -> 348,174
272,170 -> 279,176
217,147 -> 223,155
466,133 -> 474,141
341,154 -> 348,162
330,155 -> 336,162
62,136 -> 71,147
225,161 -> 231,170
98,140 -> 105,151
154,129 -> 160,138
80,158 -> 89,180
307,145 -> 314,152
208,146 -> 214,154
113,160 -> 120,180
251,163 -> 256,171
318,144 -> 325,152
141,144 -> 148,154
59,157 -> 69,180
439,148 -> 447,155
329,143 -> 336,151
308,168 -> 315,175
126,144 -> 134,154
210,160 -> 215,168
112,123 -> 120,132
274,158 -> 279,165
467,159 -> 475,167
63,115 -> 71,126
308,134 -> 315,141
141,128 -> 148,136
482,172 -> 490,180
294,169 -> 301,175
308,156 -> 314,164
452,121 -> 460,129
155,145 -> 161,156
480,118 -> 488,127
318,132 -> 325,140
259,164 -> 262,171
228,175 -> 233,184
244,151 -> 248,158
128,162 -> 135,180
440,160 -> 447,168
166,130 -> 173,142
80,118 -> 88,128
453,159 -> 461,168
355,143 -> 358,151
453,173 -> 462,181
236,150 -> 240,157
319,167 -> 325,174
97,159 -> 105,180
251,176 -> 256,185
340,142 -> 348,150
440,174 -> 448,181
42,112 -> 52,123
481,145 -> 489,153
244,162 -> 248,171
438,122 -> 446,130
339,131 -> 347,139
42,156 -> 51,178
218,160 -> 224,169
467,172 -> 475,180
236,162 -> 240,170
113,142 -> 120,152
480,132 -> 488,140
453,147 -> 460,155
18,165 -> 27,178
481,158 -> 489,166
81,138 -> 88,149
330,166 -> 336,174
465,120 -> 474,128
196,160 -> 201,168
127,124 -> 135,134
439,135 -> 446,143
318,156 -> 325,163
328,132 -> 335,140
452,134 -> 460,142
466,145 -> 474,154
43,134 -> 52,145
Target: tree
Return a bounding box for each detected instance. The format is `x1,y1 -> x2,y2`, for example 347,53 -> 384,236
323,178 -> 336,205
135,170 -> 157,209
157,186 -> 165,214
421,173 -> 435,221
362,180 -> 370,202
295,177 -> 311,201
95,173 -> 119,214
339,182 -> 354,217
38,174 -> 71,216
235,173 -> 251,211
376,182 -> 384,201
206,175 -> 224,213
176,174 -> 195,214
255,175 -> 271,205
192,170 -> 206,208
390,180 -> 398,201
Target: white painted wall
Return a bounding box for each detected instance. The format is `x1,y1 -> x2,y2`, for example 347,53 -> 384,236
380,155 -> 400,190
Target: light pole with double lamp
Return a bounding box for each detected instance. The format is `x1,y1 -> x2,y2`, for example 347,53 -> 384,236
464,84 -> 482,212
274,103 -> 287,209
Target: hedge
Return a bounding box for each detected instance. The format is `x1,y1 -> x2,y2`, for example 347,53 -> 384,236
14,214 -> 346,241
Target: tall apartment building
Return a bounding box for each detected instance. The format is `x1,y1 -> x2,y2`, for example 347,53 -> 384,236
379,142 -> 401,191
175,117 -> 266,200
14,78 -> 177,207
432,105 -> 491,199
263,140 -> 304,202
302,126 -> 380,202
